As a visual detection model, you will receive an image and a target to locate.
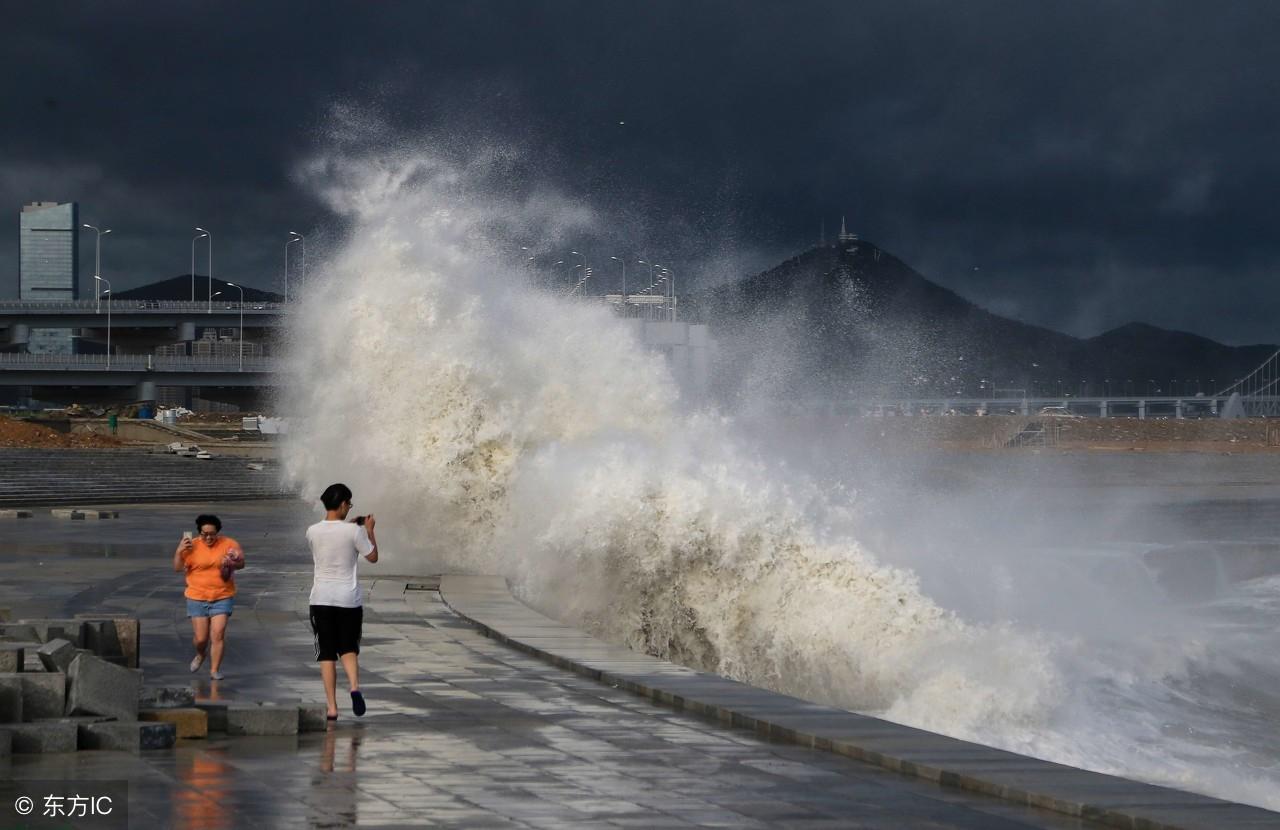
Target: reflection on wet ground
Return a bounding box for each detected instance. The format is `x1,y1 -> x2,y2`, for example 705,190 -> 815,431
0,502 -> 1102,828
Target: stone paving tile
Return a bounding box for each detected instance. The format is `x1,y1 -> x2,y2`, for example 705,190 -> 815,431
0,503 -> 1111,829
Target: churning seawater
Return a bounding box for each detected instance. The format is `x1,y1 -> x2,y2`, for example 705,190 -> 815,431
277,141 -> 1280,811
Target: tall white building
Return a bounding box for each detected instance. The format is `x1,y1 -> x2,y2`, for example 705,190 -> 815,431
19,201 -> 79,353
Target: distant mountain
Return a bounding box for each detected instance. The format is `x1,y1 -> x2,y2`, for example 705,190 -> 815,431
690,242 -> 1274,401
110,275 -> 282,303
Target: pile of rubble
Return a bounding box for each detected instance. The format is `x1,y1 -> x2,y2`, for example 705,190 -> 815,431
0,417 -> 122,450
159,441 -> 214,460
0,616 -> 325,756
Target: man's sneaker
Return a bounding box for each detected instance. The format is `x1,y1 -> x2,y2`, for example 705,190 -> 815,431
189,653 -> 205,673
350,690 -> 366,717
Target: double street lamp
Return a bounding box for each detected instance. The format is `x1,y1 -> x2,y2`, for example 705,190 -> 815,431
82,224 -> 111,314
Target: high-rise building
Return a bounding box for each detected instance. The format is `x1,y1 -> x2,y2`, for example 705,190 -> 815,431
19,201 -> 79,353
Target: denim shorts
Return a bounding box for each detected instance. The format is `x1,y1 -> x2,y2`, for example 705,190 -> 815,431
186,597 -> 234,618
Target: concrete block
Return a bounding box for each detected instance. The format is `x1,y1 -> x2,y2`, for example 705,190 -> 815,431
0,676 -> 22,723
112,618 -> 139,668
0,510 -> 33,519
298,704 -> 330,733
139,685 -> 194,709
224,703 -> 298,736
35,715 -> 110,725
0,672 -> 65,720
0,624 -> 40,644
0,644 -> 24,673
139,707 -> 207,738
15,619 -> 85,646
2,721 -> 78,753
66,654 -> 138,722
36,639 -> 77,674
194,702 -> 227,732
79,620 -> 123,659
78,720 -> 175,752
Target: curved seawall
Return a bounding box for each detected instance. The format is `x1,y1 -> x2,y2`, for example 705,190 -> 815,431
440,574 -> 1280,830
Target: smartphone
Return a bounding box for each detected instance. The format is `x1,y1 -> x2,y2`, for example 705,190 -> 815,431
182,531 -> 193,542
354,516 -> 366,526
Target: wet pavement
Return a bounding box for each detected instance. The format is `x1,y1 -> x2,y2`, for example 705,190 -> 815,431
0,502 -> 1106,828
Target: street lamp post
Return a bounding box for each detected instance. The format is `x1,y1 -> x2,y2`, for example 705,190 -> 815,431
82,224 -> 111,313
637,259 -> 657,287
569,250 -> 586,290
651,264 -> 669,318
94,276 -> 112,369
285,233 -> 303,303
191,231 -> 208,302
225,282 -> 245,371
195,227 -> 213,313
637,260 -> 658,318
661,267 -> 677,320
609,256 -> 627,309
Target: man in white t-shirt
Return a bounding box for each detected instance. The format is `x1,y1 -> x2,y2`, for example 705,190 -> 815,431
307,482 -> 379,721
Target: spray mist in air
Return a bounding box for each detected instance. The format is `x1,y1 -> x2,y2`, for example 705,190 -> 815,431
278,132 -> 1280,811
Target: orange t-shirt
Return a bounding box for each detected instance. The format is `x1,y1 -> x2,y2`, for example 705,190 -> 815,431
183,536 -> 242,601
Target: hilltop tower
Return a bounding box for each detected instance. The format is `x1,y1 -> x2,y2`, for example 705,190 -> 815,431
838,215 -> 857,243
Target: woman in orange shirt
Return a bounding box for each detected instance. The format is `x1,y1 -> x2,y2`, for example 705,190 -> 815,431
173,514 -> 244,680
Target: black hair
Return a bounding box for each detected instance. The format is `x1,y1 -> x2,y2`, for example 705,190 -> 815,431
320,483 -> 353,512
195,514 -> 222,532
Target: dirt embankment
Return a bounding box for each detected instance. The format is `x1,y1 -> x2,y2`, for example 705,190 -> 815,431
1051,417 -> 1275,452
0,416 -> 124,449
783,414 -> 1280,453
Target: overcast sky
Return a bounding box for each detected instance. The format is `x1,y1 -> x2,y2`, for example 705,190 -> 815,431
4,1 -> 1279,344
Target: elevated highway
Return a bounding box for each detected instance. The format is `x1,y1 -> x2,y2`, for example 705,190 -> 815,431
0,299 -> 283,330
0,353 -> 271,405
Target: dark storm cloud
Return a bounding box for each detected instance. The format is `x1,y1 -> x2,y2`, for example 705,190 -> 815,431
4,1 -> 1279,342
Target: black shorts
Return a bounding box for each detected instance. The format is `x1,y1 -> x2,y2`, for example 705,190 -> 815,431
309,604 -> 363,661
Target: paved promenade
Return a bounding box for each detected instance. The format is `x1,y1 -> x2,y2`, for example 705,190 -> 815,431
0,503 -> 1190,828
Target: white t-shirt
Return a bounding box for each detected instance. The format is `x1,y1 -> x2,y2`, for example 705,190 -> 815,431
306,520 -> 375,608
